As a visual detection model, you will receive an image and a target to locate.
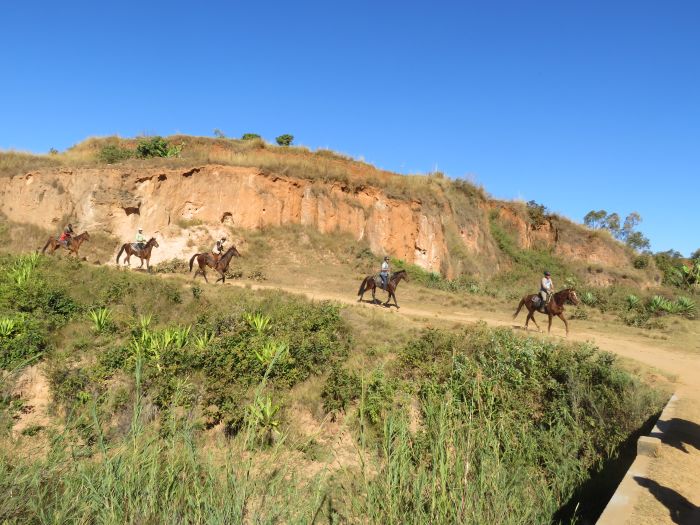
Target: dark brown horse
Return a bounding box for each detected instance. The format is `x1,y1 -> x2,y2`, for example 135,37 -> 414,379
513,288 -> 579,336
357,270 -> 409,308
116,237 -> 159,272
189,245 -> 241,283
42,231 -> 90,257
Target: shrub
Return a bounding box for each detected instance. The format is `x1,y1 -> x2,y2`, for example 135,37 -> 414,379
580,291 -> 597,306
633,255 -> 650,269
321,365 -> 361,417
275,134 -> 294,147
241,133 -> 261,140
99,145 -> 133,164
526,200 -> 549,229
136,136 -> 182,159
0,315 -> 47,370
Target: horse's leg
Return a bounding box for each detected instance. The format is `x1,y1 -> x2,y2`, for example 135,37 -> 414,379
528,311 -> 542,332
146,257 -> 151,273
558,313 -> 569,336
202,268 -> 209,283
138,256 -> 144,269
547,314 -> 553,334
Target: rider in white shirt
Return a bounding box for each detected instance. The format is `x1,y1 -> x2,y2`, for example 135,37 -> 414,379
540,271 -> 553,304
380,256 -> 390,289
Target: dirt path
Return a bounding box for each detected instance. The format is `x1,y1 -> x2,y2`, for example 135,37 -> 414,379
222,278 -> 700,524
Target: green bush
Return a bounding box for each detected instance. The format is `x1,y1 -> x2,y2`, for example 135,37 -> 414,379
241,133 -> 261,140
321,365 -> 360,417
275,134 -> 294,147
0,315 -> 47,370
633,255 -> 650,269
136,136 -> 182,159
99,145 -> 133,164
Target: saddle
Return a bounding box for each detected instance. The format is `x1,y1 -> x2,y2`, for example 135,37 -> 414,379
533,294 -> 549,312
131,243 -> 145,252
374,275 -> 387,291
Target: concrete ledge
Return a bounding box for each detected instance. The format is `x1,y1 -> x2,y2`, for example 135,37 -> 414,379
596,394 -> 679,525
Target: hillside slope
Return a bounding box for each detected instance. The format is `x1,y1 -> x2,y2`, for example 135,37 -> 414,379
0,136 -> 649,284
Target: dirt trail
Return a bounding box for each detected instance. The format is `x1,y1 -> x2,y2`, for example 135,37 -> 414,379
223,278 -> 700,524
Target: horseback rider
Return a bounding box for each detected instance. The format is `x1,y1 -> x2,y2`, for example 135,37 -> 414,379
540,271 -> 553,305
212,237 -> 226,261
135,227 -> 146,251
58,223 -> 74,247
380,256 -> 390,290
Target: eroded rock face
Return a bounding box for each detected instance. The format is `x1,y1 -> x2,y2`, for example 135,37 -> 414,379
0,165 -> 632,277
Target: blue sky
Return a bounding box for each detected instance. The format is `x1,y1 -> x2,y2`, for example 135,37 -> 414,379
2,1 -> 698,255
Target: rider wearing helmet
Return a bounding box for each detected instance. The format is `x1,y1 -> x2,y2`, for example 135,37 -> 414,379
380,256 -> 390,290
59,223 -> 74,247
212,236 -> 227,262
135,227 -> 146,251
540,271 -> 553,304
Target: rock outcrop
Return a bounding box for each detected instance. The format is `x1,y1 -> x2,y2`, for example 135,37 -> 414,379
0,164 -> 633,278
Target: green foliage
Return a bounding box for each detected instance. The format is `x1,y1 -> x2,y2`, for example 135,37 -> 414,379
241,133 -> 261,140
88,307 -> 112,333
136,136 -> 182,159
625,294 -> 641,310
633,254 -> 650,269
361,369 -> 394,426
580,291 -> 597,306
275,134 -> 294,147
244,312 -> 271,335
193,330 -> 214,349
254,341 -> 289,368
246,395 -> 281,446
526,200 -> 549,229
321,365 -> 361,416
99,145 -> 133,164
646,295 -> 673,315
674,297 -> 696,319
584,210 -> 650,251
0,315 -> 47,370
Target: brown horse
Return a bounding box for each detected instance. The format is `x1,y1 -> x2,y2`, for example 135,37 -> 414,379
116,237 -> 159,272
513,288 -> 579,336
189,245 -> 241,283
42,231 -> 90,257
357,270 -> 409,308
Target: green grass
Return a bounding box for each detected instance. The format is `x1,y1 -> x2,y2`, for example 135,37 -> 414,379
0,251 -> 666,524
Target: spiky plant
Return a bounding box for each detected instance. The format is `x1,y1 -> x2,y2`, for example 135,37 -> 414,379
625,295 -> 640,310
193,331 -> 215,350
647,295 -> 673,315
254,341 -> 289,368
674,297 -> 696,318
580,292 -> 597,306
88,307 -> 112,333
244,313 -> 271,335
0,318 -> 17,338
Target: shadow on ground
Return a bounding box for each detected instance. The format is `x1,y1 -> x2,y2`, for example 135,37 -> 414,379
653,418 -> 700,454
634,476 -> 700,524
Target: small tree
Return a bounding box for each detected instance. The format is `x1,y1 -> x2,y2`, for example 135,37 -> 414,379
690,248 -> 700,260
583,210 -> 608,229
241,133 -> 261,140
213,129 -> 226,139
275,134 -> 294,147
526,200 -> 548,229
625,231 -> 651,252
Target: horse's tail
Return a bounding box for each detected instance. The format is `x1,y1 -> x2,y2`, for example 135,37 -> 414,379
41,238 -> 51,254
358,277 -> 369,296
116,244 -> 126,264
189,253 -> 198,272
513,298 -> 526,319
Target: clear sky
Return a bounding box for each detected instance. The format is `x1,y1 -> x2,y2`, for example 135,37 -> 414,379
2,1 -> 698,256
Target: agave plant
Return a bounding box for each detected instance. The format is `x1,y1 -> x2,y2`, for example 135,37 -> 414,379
172,325 -> 191,349
247,395 -> 281,445
138,314 -> 153,333
244,312 -> 271,335
88,307 -> 112,332
647,295 -> 673,315
674,297 -> 696,318
625,294 -> 640,310
10,265 -> 33,286
0,318 -> 17,338
254,341 -> 289,368
193,331 -> 215,350
580,292 -> 597,306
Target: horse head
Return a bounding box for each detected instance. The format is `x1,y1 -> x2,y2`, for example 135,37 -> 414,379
568,289 -> 579,305
393,269 -> 409,282
226,245 -> 241,257
78,231 -> 90,241
148,237 -> 159,248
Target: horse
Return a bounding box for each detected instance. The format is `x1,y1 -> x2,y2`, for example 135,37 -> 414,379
42,231 -> 91,257
189,245 -> 241,283
357,269 -> 409,309
513,288 -> 579,336
116,237 -> 159,272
